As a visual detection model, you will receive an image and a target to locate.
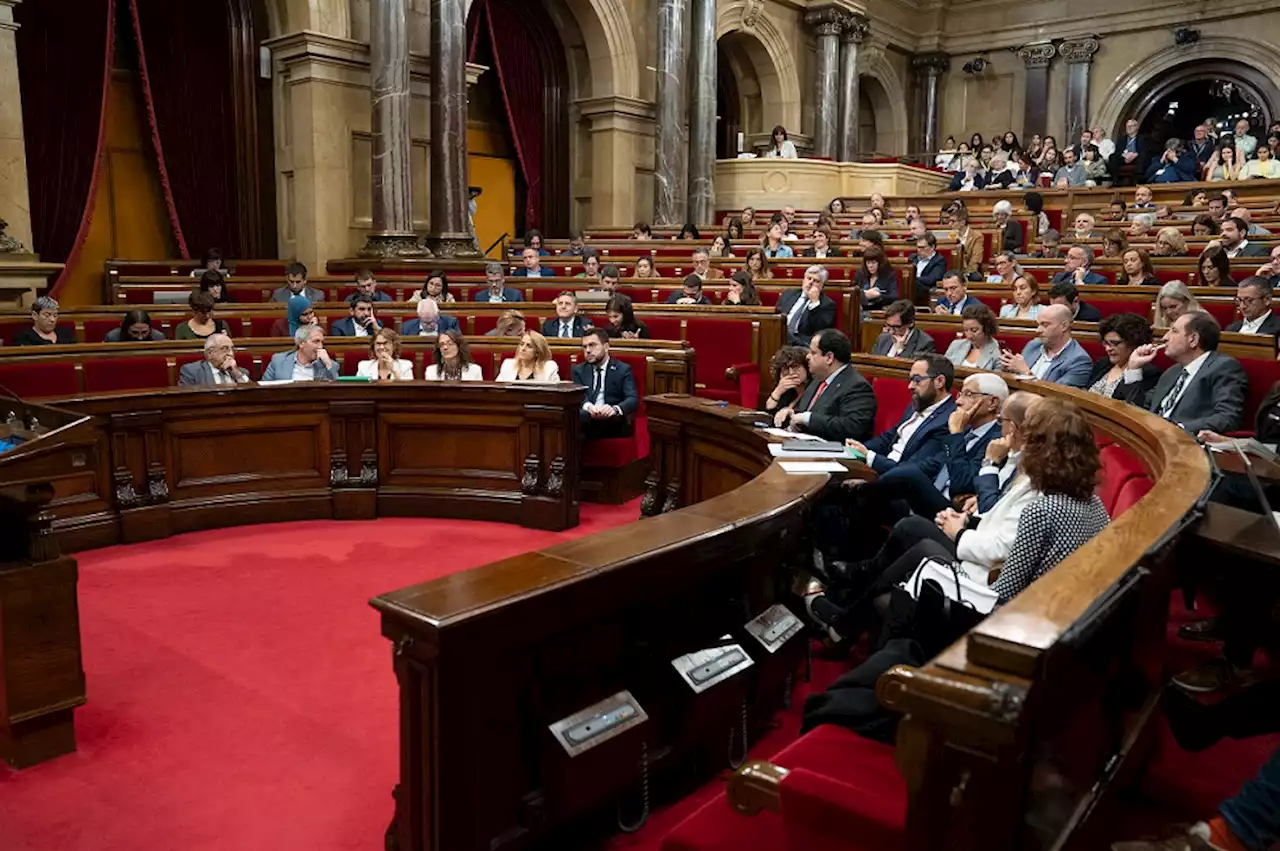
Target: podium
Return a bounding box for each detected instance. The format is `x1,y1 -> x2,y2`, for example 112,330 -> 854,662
0,397 -> 95,768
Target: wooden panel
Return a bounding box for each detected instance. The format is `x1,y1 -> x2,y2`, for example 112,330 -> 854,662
167,413 -> 328,489
381,412 -> 522,485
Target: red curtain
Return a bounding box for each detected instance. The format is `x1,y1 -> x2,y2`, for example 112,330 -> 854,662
128,0 -> 239,258
14,0 -> 115,296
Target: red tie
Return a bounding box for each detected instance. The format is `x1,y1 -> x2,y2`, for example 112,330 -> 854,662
805,380 -> 828,412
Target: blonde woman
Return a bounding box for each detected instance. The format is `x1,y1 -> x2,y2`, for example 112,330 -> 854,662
357,328 -> 414,381
1151,227 -> 1187,257
1154,280 -> 1201,329
497,331 -> 560,382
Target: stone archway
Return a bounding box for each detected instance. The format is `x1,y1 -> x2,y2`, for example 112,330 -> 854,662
857,46 -> 909,155
716,0 -> 801,134
1095,36 -> 1280,140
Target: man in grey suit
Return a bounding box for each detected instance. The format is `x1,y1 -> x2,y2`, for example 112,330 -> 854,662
261,325 -> 341,382
178,333 -> 252,386
269,262 -> 325,303
871,300 -> 937,359
1117,311 -> 1248,434
1220,217 -> 1269,260
1000,304 -> 1092,388
774,329 -> 877,442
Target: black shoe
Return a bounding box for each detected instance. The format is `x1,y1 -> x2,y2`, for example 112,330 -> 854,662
1177,617 -> 1224,643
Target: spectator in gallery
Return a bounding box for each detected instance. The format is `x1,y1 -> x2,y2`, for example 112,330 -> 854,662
1204,144 -> 1242,182
1116,247 -> 1161,287
945,303 -> 1002,370
402,297 -> 460,337
190,247 -> 228,279
1230,117 -> 1258,158
1053,146 -> 1087,187
410,271 -> 455,304
0,256 -> 45,311
262,325 -> 339,382
565,229 -> 587,256
178,333 -> 250,386
1188,123 -> 1215,167
426,329 -> 483,381
935,136 -> 959,169
603,294 -> 651,340
1154,280 -> 1202,329
270,262 -> 323,303
1109,118 -> 1150,183
199,268 -> 233,303
524,229 -> 550,256
174,292 -> 229,340
1080,144 -> 1109,185
356,328 -> 414,381
103,308 -> 166,342
1000,274 -> 1043,320
947,157 -> 986,192
475,262 -> 524,302
573,328 -> 640,439
1145,138 -> 1198,183
632,256 -> 657,278
725,270 -> 761,306
484,310 -> 527,338
1091,126 -> 1115,159
984,153 -> 1016,188
676,222 -> 700,241
764,345 -> 812,414
497,331 -> 560,382
632,222 -> 653,240
346,269 -> 393,303
763,124 -> 798,158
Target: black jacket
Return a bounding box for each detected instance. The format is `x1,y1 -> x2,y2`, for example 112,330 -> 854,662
790,365 -> 877,443
1088,357 -> 1160,400
906,253 -> 947,299
776,289 -> 837,346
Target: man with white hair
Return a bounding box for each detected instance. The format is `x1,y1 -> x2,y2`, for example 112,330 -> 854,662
992,199 -> 1022,253
261,325 -> 340,382
1000,303 -> 1093,388
1051,244 -> 1107,286
178,333 -> 252,386
985,154 -> 1015,188
1071,212 -> 1098,240
775,265 -> 836,346
402,297 -> 460,336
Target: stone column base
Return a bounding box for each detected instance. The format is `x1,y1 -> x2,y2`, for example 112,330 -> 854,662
357,232 -> 432,259
425,234 -> 482,259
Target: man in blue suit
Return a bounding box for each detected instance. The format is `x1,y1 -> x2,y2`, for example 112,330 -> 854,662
1049,245 -> 1107,287
474,262 -> 524,303
261,325 -> 341,382
846,355 -> 958,477
908,234 -> 947,302
512,247 -> 550,278
572,329 -> 639,440
542,291 -> 592,339
402,297 -> 459,336
328,293 -> 384,337
1000,304 -> 1093,388
345,269 -> 394,303
933,272 -> 982,315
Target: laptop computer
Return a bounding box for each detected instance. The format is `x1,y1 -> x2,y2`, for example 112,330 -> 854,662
1232,443 -> 1280,543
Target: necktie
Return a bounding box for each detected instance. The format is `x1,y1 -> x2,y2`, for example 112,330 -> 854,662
1158,370 -> 1190,419
805,380 -> 828,412
933,431 -> 980,494
787,297 -> 806,335
561,321 -> 570,338
593,367 -> 604,404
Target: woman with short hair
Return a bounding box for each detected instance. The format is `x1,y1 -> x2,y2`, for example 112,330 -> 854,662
945,303 -> 1001,369
1152,227 -> 1187,257
1192,214 -> 1220,236
175,291 -> 228,340
357,328 -> 414,381
12,296 -> 75,345
854,245 -> 899,310
497,331 -> 560,381
426,330 -> 483,381
765,346 -> 811,414
1088,312 -> 1157,399
1102,229 -> 1129,258
199,268 -> 233,303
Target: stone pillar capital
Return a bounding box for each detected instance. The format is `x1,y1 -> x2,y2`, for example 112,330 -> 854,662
1016,42 -> 1056,69
912,52 -> 950,76
841,14 -> 869,44
1058,36 -> 1100,65
804,6 -> 848,37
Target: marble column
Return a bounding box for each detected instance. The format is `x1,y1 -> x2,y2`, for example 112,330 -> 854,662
911,53 -> 949,156
1016,43 -> 1055,141
836,15 -> 868,162
805,6 -> 846,160
686,0 -> 716,226
654,0 -> 689,226
426,0 -> 478,256
359,0 -> 426,257
0,0 -> 32,253
1059,36 -> 1100,149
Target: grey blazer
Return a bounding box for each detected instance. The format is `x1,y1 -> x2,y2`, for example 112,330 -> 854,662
178,359 -> 251,386
945,337 -> 1002,371
871,328 -> 937,359
1114,350 -> 1248,434
261,350 -> 340,382
270,285 -> 326,303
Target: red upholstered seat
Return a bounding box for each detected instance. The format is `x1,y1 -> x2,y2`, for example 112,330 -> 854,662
83,357 -> 171,393
341,350 -> 364,376
551,352 -> 574,381
529,286 -> 564,302
1097,444 -> 1149,515
84,318 -> 121,342
974,292 -> 1003,314
251,316 -> 283,338
124,288 -> 161,304
644,316 -> 684,342
0,362 -> 80,398
1112,476 -> 1153,517
872,377 -> 910,435
1090,296 -> 1152,320
755,288 -> 783,307
472,315 -> 500,335
1200,300 -> 1237,328
1238,356 -> 1280,432
0,320 -> 30,345
921,326 -> 961,356
685,317 -> 754,402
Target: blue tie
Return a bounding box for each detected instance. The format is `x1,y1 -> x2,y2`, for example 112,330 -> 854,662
933,430 -> 980,495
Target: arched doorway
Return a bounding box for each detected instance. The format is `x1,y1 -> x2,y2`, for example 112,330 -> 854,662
716,48 -> 742,159
1123,61 -> 1277,144
857,87 -> 876,155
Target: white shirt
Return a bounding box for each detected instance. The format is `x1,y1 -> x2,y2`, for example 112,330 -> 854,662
1126,350 -> 1209,416
1227,240 -> 1253,259
497,359 -> 560,382
864,396 -> 949,467
915,255 -> 933,280
1030,340 -> 1069,380
353,323 -> 370,337
525,267 -> 545,277
292,360 -> 316,382
794,364 -> 848,427
1096,138 -> 1115,160
763,140 -> 798,159
425,363 -> 484,381
1240,311 -> 1274,335
553,319 -> 576,338
356,359 -> 414,380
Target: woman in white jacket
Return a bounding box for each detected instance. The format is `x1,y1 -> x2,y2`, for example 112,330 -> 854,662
356,328 -> 415,381
496,331 -> 560,382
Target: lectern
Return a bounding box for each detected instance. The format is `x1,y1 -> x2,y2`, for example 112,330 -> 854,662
0,397 -> 95,768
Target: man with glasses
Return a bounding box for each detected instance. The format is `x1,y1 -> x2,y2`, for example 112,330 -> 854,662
1226,276 -> 1280,350
845,355 -> 957,477
871,300 -> 936,358
907,233 -> 946,300
179,333 -> 252,386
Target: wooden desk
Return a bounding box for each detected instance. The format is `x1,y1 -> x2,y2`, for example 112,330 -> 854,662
1210,445 -> 1280,483
1194,502 -> 1280,566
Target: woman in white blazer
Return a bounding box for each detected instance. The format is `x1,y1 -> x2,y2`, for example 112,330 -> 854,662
425,329 -> 484,381
356,328 -> 415,381
497,331 -> 561,382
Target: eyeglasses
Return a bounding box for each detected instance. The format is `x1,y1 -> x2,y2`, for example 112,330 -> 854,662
1237,295 -> 1267,305
956,389 -> 990,399
1101,338 -> 1124,348
907,374 -> 932,384
883,322 -> 906,331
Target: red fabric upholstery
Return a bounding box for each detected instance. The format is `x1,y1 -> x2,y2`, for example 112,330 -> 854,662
685,317 -> 754,401
0,362 -> 80,398
1112,476 -> 1153,517
872,377 -> 910,435
643,316 -> 684,342
582,434 -> 638,467
83,356 -> 171,393
921,326 -> 962,357
1200,300 -> 1237,328
85,319 -> 121,343
1238,356 -> 1280,432
0,320 -> 30,344
472,314 -> 500,335
973,292 -> 1003,314
1097,444 -> 1148,515
341,350 -> 364,376
732,362 -> 761,408
1089,295 -> 1152,320
661,794 -> 787,851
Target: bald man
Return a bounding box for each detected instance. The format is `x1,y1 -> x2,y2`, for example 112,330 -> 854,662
999,303 -> 1092,388
178,333 -> 251,386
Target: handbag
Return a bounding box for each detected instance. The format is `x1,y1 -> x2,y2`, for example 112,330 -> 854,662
905,557 -> 1000,615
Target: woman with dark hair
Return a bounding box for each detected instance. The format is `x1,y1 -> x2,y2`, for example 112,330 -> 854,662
803,228 -> 842,259
1197,245 -> 1233,287
1022,191 -> 1050,238
828,198 -> 845,215
632,256 -> 657,278
1116,248 -> 1160,287
764,125 -> 797,158
764,346 -> 811,414
104,309 -> 165,342
1001,130 -> 1021,155
676,223 -> 700,241
604,294 -> 650,339
1192,214 -> 1220,236
942,303 -> 1000,369
426,330 -> 482,380
174,291 -> 228,340
632,222 -> 653,240
726,218 -> 745,241
760,220 -> 794,258
969,132 -> 984,150
199,268 -> 233,303
854,245 -> 899,310
743,248 -> 772,281
725,270 -> 760,306
358,328 -> 414,381
1101,229 -> 1128,258
190,247 -> 227,278
1088,312 -> 1158,399
524,229 -> 550,255
411,271 -> 454,304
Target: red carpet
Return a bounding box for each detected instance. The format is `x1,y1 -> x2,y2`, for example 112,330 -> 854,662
0,502 -> 639,851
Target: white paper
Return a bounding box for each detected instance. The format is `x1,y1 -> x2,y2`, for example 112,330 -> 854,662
759,427 -> 822,440
779,461 -> 848,473
256,379 -> 296,386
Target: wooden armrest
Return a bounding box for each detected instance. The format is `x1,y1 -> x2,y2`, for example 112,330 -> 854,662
725,362 -> 759,382
727,760 -> 788,816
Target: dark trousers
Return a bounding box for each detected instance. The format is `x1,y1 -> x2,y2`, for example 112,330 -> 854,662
871,467 -> 953,518
1222,744 -> 1280,850
580,409 -> 630,441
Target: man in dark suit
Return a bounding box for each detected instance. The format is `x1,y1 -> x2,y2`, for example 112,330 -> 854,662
270,262 -> 325,303
345,269 -> 394,303
474,262 -> 524,302
1108,118 -> 1150,186
776,266 -> 837,346
666,275 -> 712,305
512,247 -> 550,277
908,234 -> 946,301
1047,280 -> 1102,322
871,300 -> 936,358
933,272 -> 981,315
1220,217 -> 1269,260
846,355 -> 958,477
542,291 -> 592,338
572,329 -> 639,440
774,329 -> 876,443
1117,311 -> 1248,435
329,293 -> 384,337
178,333 -> 252,386
402,297 -> 459,336
1050,245 -> 1107,288
1225,277 -> 1280,350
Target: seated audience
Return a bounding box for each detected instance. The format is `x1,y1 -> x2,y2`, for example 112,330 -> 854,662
726,218 -> 745,241
1146,137 -> 1198,182
402,297 -> 459,336
426,330 -> 483,380
1220,215 -> 1269,259
357,328 -> 413,381
908,233 -> 947,301
1000,273 -> 1042,319
1193,214 -> 1221,236
1257,245 -> 1280,288
524,229 -> 550,255
1116,247 -> 1161,287
872,300 -> 936,358
1133,184 -> 1156,209
1226,276 -> 1280,347
1233,206 -> 1272,236
725,270 -> 760,306
178,333 -> 250,386
174,292 -> 228,340
346,269 -> 393,303
512,247 -> 548,277
1053,146 -> 1087,187
543,291 -> 592,338
676,223 -> 700,241
485,310 -> 527,338
1188,123 -> 1215,167
777,265 -> 836,346
497,331 -> 560,382
854,245 -> 899,311
760,220 -> 794,258
947,157 -> 986,191
631,256 -> 656,278
199,269 -> 233,303
987,252 -> 1021,286
564,229 -> 587,256
773,329 -> 876,442
1151,226 -> 1187,256
934,271 -> 981,315
1071,212 -> 1099,240
1197,244 -> 1234,287
475,262 -> 524,302
691,247 -> 722,281
104,309 -> 165,342
594,264 -> 621,295
802,228 -> 841,259
1000,303 -> 1092,387
1032,228 -> 1063,259
1241,143 -> 1280,179
1102,229 -> 1128,258
946,303 -> 1002,370
765,345 -> 811,414
1204,144 -> 1242,181
576,252 -> 602,280
951,209 -> 984,279
1118,311 -> 1247,433
0,248 -> 60,314
330,293 -> 383,337
845,355 -> 957,479
1051,244 -> 1107,286
992,199 -> 1023,253
190,247 -> 228,279
1088,313 -> 1158,399
1024,191 -> 1051,237
409,271 -> 455,304
985,153 -> 1015,188
262,325 -> 339,381
1049,281 -> 1103,322
1105,199 -> 1128,222
632,222 -> 653,240
743,248 -> 772,281
1155,280 -> 1202,329
573,329 -> 639,438
668,274 -> 712,305
603,294 -> 650,340
707,234 -> 734,259
270,262 -> 323,303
